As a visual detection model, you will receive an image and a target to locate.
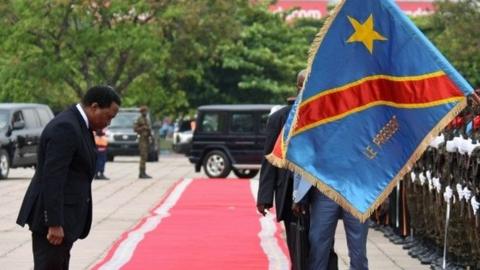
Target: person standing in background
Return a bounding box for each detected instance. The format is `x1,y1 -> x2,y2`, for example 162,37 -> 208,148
94,129 -> 109,180
134,106 -> 152,179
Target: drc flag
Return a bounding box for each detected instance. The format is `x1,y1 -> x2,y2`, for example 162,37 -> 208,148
267,0 -> 473,221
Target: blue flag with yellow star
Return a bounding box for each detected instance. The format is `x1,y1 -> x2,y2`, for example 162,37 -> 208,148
267,0 -> 473,221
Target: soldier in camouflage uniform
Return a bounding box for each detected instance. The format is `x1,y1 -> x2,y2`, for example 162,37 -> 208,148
134,106 -> 152,179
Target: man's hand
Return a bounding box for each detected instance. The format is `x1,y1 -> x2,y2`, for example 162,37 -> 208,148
292,203 -> 308,217
47,226 -> 64,246
257,204 -> 272,216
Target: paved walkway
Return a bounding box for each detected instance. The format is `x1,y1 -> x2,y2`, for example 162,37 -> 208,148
0,154 -> 429,270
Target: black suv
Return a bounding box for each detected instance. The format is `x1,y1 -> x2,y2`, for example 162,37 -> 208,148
106,108 -> 159,161
188,104 -> 279,179
0,103 -> 54,179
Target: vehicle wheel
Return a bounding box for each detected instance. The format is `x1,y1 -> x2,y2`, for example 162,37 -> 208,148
107,155 -> 114,162
147,150 -> 159,162
203,150 -> 231,178
233,169 -> 259,179
0,150 -> 10,179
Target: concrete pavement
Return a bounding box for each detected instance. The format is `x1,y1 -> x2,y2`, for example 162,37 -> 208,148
0,154 -> 429,269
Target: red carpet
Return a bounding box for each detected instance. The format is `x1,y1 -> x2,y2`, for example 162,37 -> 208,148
92,178 -> 290,270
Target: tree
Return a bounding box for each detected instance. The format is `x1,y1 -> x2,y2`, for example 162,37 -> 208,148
185,3 -> 324,107
1,1 -> 163,93
0,0 -> 325,115
0,0 -> 244,114
416,0 -> 480,88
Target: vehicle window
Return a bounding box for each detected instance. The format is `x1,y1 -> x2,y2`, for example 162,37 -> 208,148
12,111 -> 24,126
178,120 -> 191,132
110,112 -> 141,128
230,113 -> 255,134
36,108 -> 53,126
259,112 -> 269,134
200,113 -> 220,133
22,109 -> 41,128
0,110 -> 9,129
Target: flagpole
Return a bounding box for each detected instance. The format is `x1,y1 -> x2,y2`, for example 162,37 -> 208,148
442,186 -> 453,269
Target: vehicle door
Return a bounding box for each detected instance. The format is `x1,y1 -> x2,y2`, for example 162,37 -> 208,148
36,107 -> 54,127
191,111 -> 224,159
35,107 -> 54,161
9,110 -> 29,166
18,108 -> 42,165
254,110 -> 271,164
225,111 -> 257,165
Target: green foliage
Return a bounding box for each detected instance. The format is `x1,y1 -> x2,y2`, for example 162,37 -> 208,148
413,0 -> 480,88
0,0 -> 170,108
0,0 -> 324,117
187,5 -> 324,107
1,0 -> 479,119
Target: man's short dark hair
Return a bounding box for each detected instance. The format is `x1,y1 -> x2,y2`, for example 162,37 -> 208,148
82,85 -> 122,108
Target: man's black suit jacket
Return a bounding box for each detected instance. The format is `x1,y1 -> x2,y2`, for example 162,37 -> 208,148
17,106 -> 96,242
257,105 -> 293,222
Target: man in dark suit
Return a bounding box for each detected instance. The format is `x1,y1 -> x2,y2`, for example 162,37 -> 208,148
17,86 -> 121,270
257,93 -> 296,260
257,70 -> 338,270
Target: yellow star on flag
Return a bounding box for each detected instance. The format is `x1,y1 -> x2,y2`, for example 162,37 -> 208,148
347,14 -> 387,54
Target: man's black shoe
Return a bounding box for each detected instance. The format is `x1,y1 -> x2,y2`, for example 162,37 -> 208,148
139,172 -> 152,179
431,263 -> 452,270
391,235 -> 407,245
431,256 -> 442,267
95,173 -> 109,180
408,243 -> 425,254
403,235 -> 415,244
409,245 -> 429,258
374,224 -> 386,232
419,250 -> 440,265
368,221 -> 380,229
383,227 -> 395,237
387,232 -> 404,241
403,239 -> 419,249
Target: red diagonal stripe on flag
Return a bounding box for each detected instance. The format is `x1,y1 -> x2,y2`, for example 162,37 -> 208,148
295,74 -> 464,133
270,128 -> 285,161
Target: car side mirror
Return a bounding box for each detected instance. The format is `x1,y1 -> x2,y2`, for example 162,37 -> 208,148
12,120 -> 25,130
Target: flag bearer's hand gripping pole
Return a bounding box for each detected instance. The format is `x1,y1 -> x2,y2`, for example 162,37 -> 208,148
471,90 -> 480,106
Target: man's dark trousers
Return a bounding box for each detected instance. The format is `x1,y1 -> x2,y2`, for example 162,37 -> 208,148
32,233 -> 74,270
308,190 -> 368,270
287,209 -> 339,270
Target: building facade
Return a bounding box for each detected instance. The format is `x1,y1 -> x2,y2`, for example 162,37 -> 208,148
270,0 -> 435,20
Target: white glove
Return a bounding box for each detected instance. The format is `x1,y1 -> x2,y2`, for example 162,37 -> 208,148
458,137 -> 471,155
428,177 -> 434,191
471,196 -> 480,215
426,170 -> 432,181
410,172 -> 416,183
444,186 -> 453,203
429,134 -> 445,149
456,183 -> 464,201
419,172 -> 426,186
463,187 -> 472,201
432,177 -> 441,194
